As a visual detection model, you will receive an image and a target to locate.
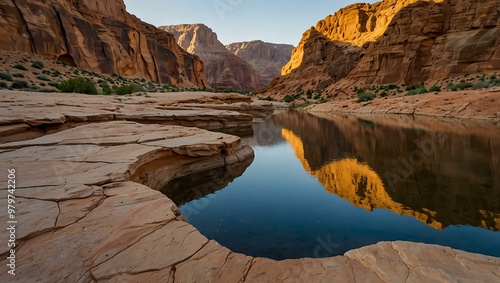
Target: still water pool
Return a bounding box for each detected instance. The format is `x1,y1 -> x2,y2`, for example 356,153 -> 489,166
162,111 -> 500,260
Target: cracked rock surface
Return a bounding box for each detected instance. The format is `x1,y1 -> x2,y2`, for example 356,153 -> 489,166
0,91 -> 498,282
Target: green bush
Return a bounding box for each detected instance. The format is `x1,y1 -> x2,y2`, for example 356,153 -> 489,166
12,63 -> 28,71
36,74 -> 51,81
406,87 -> 428,96
11,80 -> 28,89
48,80 -> 59,87
429,85 -> 441,92
0,82 -> 7,88
358,92 -> 375,102
56,77 -> 98,94
13,73 -> 25,78
380,91 -> 388,97
259,96 -> 274,101
115,84 -> 145,95
0,72 -> 13,81
405,83 -> 425,91
31,61 -> 45,69
456,82 -> 473,90
283,94 -> 295,103
472,81 -> 490,90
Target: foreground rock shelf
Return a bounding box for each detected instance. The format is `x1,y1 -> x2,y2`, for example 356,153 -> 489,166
0,91 -> 498,282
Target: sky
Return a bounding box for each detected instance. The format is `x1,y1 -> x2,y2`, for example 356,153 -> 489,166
123,0 -> 364,46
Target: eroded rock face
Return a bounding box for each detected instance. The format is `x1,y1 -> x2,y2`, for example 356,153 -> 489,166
0,0 -> 208,87
226,40 -> 294,87
266,0 -> 500,95
0,90 -> 498,282
161,24 -> 263,91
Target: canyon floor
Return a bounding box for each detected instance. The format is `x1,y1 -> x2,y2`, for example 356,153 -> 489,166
308,87 -> 500,123
0,90 -> 499,282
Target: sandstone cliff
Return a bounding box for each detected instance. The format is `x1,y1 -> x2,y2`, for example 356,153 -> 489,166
0,0 -> 208,87
266,0 -> 500,96
161,24 -> 263,91
226,40 -> 294,86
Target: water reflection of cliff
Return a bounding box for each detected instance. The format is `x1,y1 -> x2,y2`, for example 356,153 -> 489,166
161,156 -> 253,206
277,111 -> 500,231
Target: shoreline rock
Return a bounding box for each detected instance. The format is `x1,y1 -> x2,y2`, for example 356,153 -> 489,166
307,88 -> 500,123
0,91 -> 498,282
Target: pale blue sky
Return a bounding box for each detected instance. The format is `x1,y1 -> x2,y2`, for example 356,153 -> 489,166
123,0 -> 365,46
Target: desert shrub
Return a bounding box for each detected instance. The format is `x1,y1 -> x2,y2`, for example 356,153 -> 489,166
13,73 -> 25,78
52,70 -> 61,77
387,84 -> 399,90
48,80 -> 59,87
56,77 -> 98,94
115,84 -> 145,95
259,96 -> 274,101
36,74 -> 51,81
31,61 -> 45,69
12,63 -> 28,71
11,80 -> 28,89
0,72 -> 13,81
429,85 -> 441,92
405,83 -> 425,91
456,82 -> 473,90
406,87 -> 428,96
0,82 -> 7,88
358,92 -> 375,102
380,91 -> 388,97
283,94 -> 295,103
472,81 -> 490,90
306,89 -> 313,99
39,82 -> 46,86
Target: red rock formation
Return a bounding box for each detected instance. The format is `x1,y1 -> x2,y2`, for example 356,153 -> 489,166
265,0 -> 500,96
161,24 -> 263,91
226,40 -> 294,87
0,0 -> 208,87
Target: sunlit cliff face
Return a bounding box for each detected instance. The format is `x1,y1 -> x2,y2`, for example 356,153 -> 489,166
281,0 -> 422,76
281,128 -> 499,231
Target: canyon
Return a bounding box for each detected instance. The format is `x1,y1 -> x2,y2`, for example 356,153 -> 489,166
265,0 -> 500,98
161,24 -> 263,91
0,91 -> 499,282
161,24 -> 294,91
0,0 -> 208,87
226,40 -> 294,87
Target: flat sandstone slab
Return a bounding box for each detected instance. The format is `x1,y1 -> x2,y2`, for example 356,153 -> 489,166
0,91 -> 498,282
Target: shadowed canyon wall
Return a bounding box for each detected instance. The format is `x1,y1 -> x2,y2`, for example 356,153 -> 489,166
0,0 -> 208,86
161,24 -> 263,91
226,41 -> 294,87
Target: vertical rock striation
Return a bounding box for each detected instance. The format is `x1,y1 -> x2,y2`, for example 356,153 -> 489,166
226,40 -> 294,86
265,0 -> 500,95
0,0 -> 208,87
161,24 -> 263,91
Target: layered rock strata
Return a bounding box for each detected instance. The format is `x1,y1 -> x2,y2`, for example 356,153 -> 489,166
226,40 -> 294,86
0,0 -> 208,86
161,24 -> 263,91
0,90 -> 498,282
266,0 -> 500,96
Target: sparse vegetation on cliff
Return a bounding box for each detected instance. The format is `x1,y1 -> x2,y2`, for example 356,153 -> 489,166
57,77 -> 98,94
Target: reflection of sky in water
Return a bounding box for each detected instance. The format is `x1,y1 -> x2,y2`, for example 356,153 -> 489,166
177,114 -> 500,260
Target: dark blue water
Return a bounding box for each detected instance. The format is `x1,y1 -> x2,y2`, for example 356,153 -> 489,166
162,112 -> 500,260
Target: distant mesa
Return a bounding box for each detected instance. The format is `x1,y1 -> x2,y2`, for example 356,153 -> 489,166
0,0 -> 208,87
226,40 -> 294,87
160,24 -> 295,91
160,24 -> 263,91
265,0 -> 500,96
